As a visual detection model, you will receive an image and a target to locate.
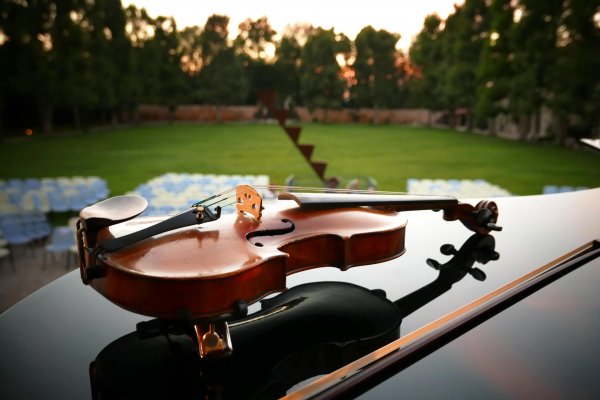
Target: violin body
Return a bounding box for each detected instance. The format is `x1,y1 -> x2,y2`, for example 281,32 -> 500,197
88,200 -> 406,319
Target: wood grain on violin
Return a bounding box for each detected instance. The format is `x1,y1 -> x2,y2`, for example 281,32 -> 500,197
81,198 -> 406,319
77,185 -> 499,321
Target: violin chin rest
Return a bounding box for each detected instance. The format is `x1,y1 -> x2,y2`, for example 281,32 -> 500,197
80,195 -> 149,230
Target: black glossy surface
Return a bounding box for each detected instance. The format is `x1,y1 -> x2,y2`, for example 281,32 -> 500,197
0,189 -> 598,399
360,257 -> 600,399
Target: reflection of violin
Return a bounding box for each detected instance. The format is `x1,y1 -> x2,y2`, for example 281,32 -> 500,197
90,234 -> 499,399
77,185 -> 501,357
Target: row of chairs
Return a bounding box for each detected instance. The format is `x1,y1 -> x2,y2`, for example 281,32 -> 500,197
127,173 -> 271,216
0,211 -> 77,270
542,185 -> 588,194
406,179 -> 512,198
0,176 -> 109,213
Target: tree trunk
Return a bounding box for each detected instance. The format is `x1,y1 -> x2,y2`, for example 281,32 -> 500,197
466,111 -> 474,132
167,106 -> 175,124
518,115 -> 530,141
448,110 -> 456,129
111,109 -> 118,127
133,106 -> 141,125
0,100 -> 4,140
216,105 -> 222,124
38,104 -> 53,135
555,116 -> 568,147
531,108 -> 541,141
427,110 -> 432,127
487,117 -> 497,137
373,107 -> 379,125
73,106 -> 82,132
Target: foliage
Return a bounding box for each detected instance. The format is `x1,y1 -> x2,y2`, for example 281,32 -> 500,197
408,0 -> 600,142
197,16 -> 248,117
475,0 -> 514,128
351,26 -> 404,110
273,35 -> 302,107
300,28 -> 351,117
1,1 -> 598,145
408,14 -> 443,112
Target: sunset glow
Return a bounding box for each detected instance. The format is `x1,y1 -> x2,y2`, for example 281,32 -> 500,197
122,0 -> 464,51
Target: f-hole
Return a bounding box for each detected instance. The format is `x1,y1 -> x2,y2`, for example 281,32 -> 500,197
246,219 -> 295,247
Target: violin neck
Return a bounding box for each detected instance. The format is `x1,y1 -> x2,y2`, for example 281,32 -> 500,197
279,192 -> 458,212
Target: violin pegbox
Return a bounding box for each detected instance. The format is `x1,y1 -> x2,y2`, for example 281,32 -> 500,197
236,185 -> 263,220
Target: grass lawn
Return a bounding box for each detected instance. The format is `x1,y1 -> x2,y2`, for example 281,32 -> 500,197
1,122 -> 599,196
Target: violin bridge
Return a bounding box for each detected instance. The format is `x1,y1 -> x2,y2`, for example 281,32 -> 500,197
235,185 -> 263,220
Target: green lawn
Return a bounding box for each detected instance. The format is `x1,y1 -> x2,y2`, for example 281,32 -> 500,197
1,123 -> 599,196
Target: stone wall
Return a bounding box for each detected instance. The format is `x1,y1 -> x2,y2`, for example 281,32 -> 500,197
138,104 -> 433,125
139,105 -> 259,122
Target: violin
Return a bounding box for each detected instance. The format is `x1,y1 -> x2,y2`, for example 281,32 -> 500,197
77,185 -> 500,357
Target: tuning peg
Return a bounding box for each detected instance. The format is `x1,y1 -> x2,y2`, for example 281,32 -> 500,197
440,244 -> 457,255
473,208 -> 492,225
426,258 -> 441,270
469,267 -> 487,281
486,222 -> 502,231
475,247 -> 500,264
488,250 -> 500,261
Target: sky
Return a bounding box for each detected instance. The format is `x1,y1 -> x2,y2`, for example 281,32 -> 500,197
122,0 -> 464,52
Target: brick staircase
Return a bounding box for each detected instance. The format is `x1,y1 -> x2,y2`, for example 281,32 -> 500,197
259,92 -> 328,183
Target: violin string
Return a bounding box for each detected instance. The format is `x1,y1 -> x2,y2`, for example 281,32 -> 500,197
191,187 -> 236,207
202,194 -> 236,209
265,185 -> 404,195
190,183 -> 452,210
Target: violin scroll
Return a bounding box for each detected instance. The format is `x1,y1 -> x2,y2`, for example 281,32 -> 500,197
443,200 -> 502,235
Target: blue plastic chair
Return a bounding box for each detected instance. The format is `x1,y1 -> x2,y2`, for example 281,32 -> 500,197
68,191 -> 89,212
0,217 -> 34,260
47,191 -> 70,212
0,218 -> 32,246
43,226 -> 76,269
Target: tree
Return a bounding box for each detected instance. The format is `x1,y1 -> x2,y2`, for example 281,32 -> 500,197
273,35 -> 302,108
234,17 -> 277,104
198,15 -> 247,122
199,14 -> 229,65
408,14 -> 444,125
234,16 -> 276,60
51,0 -> 96,132
475,0 -> 515,135
352,26 -> 403,122
145,16 -> 186,122
1,0 -> 58,134
508,0 -> 563,140
179,25 -> 203,75
123,5 -> 154,122
439,0 -> 490,130
199,48 -> 248,122
547,0 -> 600,145
300,28 -> 350,121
